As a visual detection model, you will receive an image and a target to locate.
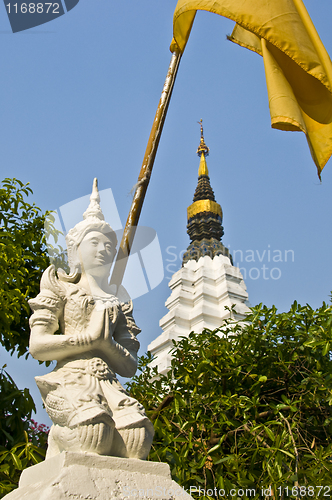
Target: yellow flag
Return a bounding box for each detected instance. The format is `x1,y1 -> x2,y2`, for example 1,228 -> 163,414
171,0 -> 332,177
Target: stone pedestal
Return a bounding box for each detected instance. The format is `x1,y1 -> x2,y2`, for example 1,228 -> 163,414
3,452 -> 193,500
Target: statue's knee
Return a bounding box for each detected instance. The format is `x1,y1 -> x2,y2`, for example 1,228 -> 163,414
48,418 -> 115,456
111,420 -> 154,459
76,420 -> 115,454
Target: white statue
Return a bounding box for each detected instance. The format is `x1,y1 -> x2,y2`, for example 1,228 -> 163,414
29,179 -> 154,460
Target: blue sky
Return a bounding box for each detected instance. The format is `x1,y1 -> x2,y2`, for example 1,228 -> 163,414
1,0 -> 332,425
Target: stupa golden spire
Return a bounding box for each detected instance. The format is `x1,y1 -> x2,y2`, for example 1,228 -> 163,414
197,121 -> 210,177
187,120 -> 222,221
182,121 -> 232,265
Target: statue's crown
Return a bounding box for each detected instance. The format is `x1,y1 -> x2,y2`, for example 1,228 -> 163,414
83,178 -> 105,221
65,179 -> 117,272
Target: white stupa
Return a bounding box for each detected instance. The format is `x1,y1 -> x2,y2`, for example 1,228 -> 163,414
148,122 -> 250,374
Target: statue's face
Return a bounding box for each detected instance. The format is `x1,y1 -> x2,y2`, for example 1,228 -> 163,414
78,231 -> 115,275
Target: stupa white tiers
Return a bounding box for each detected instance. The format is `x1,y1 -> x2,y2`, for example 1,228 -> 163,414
148,254 -> 250,375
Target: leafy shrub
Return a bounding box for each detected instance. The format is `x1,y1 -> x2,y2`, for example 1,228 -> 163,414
128,301 -> 332,499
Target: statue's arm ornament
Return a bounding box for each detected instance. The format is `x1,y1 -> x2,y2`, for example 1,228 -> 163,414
29,265 -> 65,360
29,266 -> 93,362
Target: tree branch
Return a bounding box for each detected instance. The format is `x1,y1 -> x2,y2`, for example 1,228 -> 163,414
150,394 -> 174,421
280,414 -> 299,497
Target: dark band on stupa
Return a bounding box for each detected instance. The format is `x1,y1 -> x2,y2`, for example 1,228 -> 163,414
182,121 -> 232,265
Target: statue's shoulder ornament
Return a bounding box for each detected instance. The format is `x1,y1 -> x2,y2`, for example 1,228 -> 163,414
29,265 -> 66,313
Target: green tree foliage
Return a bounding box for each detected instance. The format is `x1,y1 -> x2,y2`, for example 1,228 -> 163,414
0,178 -> 51,357
0,179 -> 53,497
0,367 -> 47,497
128,301 -> 332,499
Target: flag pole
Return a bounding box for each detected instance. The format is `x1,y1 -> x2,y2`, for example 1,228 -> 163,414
110,50 -> 182,291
